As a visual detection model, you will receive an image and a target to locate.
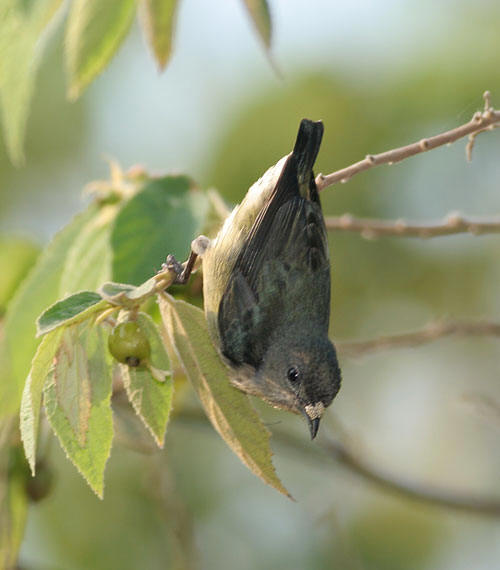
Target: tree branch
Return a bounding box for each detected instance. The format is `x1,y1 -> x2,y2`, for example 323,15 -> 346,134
338,320 -> 500,357
176,409 -> 500,517
325,212 -> 500,239
317,435 -> 500,516
458,393 -> 500,431
316,91 -> 500,190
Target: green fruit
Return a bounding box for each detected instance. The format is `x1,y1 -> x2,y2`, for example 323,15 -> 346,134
108,321 -> 151,366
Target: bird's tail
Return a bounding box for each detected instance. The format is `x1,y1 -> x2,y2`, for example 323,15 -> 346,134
292,119 -> 324,186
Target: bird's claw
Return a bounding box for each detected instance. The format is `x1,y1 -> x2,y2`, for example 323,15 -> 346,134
162,254 -> 184,277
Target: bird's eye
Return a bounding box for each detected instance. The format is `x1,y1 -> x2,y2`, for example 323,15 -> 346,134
287,367 -> 300,383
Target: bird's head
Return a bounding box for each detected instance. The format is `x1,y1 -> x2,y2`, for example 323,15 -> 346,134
254,335 -> 341,438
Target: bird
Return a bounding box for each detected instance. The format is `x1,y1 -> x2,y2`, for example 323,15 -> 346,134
188,119 -> 341,438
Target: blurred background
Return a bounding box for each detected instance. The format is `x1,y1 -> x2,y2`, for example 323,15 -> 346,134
2,0 -> 500,568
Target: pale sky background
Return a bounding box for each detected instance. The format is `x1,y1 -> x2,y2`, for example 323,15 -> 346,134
1,0 -> 482,239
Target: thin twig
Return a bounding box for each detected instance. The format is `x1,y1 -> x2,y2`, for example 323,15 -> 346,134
466,123 -> 500,162
465,91 -> 500,161
325,212 -> 500,239
316,91 -> 500,190
318,435 -> 500,516
338,320 -> 500,357
176,409 -> 500,517
458,393 -> 500,431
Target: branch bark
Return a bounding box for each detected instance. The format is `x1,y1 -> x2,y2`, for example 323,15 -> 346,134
325,212 -> 500,239
338,320 -> 500,357
316,91 -> 500,190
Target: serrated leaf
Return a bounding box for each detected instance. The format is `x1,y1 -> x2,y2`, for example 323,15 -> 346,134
43,323 -> 113,497
111,176 -> 210,285
20,328 -> 64,475
59,205 -> 116,295
241,0 -> 272,48
159,294 -> 290,498
0,0 -> 63,165
119,313 -> 172,446
138,0 -> 179,70
65,0 -> 136,100
1,205 -> 98,419
37,291 -> 106,336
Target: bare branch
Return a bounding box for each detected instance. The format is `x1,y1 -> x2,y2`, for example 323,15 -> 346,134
325,212 -> 500,239
465,91 -> 500,161
465,124 -> 500,162
177,409 -> 500,517
317,435 -> 500,517
458,393 -> 500,431
338,320 -> 500,357
316,91 -> 500,190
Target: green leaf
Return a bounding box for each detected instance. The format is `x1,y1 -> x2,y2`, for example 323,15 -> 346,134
99,281 -> 136,299
111,176 -> 210,285
0,442 -> 29,569
59,205 -> 116,295
241,0 -> 272,48
1,205 -> 98,419
0,0 -> 63,165
65,0 -> 136,100
117,277 -> 158,301
138,0 -> 179,70
159,294 -> 291,498
99,277 -> 157,307
37,291 -> 106,337
0,237 -> 40,314
20,328 -> 64,475
43,323 -> 113,498
52,326 -> 93,447
119,313 -> 173,447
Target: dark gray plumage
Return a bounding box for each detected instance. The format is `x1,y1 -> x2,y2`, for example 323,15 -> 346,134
199,119 -> 341,438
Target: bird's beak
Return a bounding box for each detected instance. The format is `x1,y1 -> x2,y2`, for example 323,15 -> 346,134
302,402 -> 325,439
307,417 -> 320,439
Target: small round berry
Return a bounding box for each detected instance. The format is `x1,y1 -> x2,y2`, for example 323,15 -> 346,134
108,321 -> 151,366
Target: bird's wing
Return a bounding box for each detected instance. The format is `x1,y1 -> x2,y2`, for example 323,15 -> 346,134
217,120 -> 329,367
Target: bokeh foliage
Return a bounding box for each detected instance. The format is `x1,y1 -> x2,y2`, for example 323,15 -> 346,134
0,0 -> 272,165
1,1 -> 500,569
